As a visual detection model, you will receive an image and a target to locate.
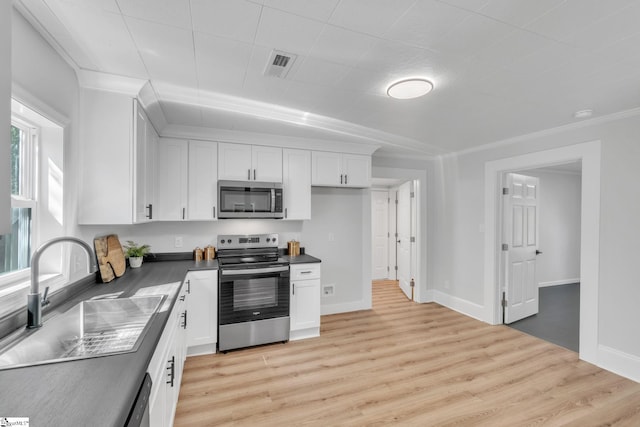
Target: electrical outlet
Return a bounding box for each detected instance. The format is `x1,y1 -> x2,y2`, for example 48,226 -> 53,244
322,285 -> 334,296
174,236 -> 183,248
328,233 -> 335,242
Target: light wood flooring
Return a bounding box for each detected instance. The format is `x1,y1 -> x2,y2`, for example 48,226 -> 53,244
175,282 -> 640,426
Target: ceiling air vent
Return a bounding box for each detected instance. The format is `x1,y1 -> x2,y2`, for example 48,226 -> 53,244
264,49 -> 297,79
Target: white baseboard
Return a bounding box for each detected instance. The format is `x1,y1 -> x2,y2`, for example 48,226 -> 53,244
597,345 -> 640,383
432,290 -> 485,322
420,289 -> 436,303
186,343 -> 216,357
538,278 -> 580,287
321,299 -> 370,315
290,328 -> 320,341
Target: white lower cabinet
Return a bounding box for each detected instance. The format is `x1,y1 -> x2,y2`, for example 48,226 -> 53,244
290,263 -> 321,340
186,270 -> 218,355
149,282 -> 188,427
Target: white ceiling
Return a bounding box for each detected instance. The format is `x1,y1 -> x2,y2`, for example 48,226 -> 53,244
16,0 -> 640,157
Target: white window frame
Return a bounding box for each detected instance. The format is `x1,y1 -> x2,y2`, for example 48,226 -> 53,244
0,117 -> 39,290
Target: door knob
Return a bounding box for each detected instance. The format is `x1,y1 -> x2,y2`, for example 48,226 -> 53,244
536,250 -> 543,255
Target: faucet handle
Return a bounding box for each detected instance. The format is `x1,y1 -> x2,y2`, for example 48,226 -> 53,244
41,286 -> 50,307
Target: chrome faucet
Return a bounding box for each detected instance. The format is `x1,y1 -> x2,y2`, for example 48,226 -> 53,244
27,237 -> 98,329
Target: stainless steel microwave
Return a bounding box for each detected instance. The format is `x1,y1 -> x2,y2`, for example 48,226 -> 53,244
218,180 -> 284,219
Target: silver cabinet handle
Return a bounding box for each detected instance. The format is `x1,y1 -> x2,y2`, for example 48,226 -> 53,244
292,283 -> 295,295
285,207 -> 288,219
340,174 -> 343,184
182,207 -> 185,220
300,271 -> 312,274
345,174 -> 348,185
248,169 -> 251,180
213,206 -> 216,218
146,204 -> 153,219
254,169 -> 256,180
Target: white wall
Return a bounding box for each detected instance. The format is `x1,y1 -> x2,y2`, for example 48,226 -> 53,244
432,113 -> 640,381
525,169 -> 581,287
0,2 -> 11,235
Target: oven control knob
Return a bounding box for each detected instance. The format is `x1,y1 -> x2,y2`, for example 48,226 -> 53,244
266,238 -> 271,242
272,237 -> 277,243
220,239 -> 224,244
227,239 -> 232,244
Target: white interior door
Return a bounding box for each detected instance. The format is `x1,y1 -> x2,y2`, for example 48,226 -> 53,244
388,189 -> 397,280
503,173 -> 540,323
397,181 -> 412,300
371,190 -> 389,279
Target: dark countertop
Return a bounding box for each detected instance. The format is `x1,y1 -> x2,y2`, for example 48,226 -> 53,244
282,254 -> 322,264
0,254 -> 320,426
0,259 -> 217,427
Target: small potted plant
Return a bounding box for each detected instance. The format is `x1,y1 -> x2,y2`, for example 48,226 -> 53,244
123,240 -> 151,268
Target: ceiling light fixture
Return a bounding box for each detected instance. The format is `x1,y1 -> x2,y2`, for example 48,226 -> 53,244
387,78 -> 434,99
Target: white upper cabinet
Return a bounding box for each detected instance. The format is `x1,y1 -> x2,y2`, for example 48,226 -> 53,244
134,108 -> 157,223
79,91 -> 156,224
251,145 -> 283,182
156,139 -> 189,221
188,141 -> 218,220
342,154 -> 372,188
218,142 -> 282,182
282,149 -> 311,220
217,142 -> 251,181
311,151 -> 371,188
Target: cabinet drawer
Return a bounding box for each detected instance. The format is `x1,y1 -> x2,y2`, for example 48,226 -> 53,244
290,264 -> 320,280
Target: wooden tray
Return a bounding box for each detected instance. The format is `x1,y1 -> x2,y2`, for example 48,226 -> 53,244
94,234 -> 126,283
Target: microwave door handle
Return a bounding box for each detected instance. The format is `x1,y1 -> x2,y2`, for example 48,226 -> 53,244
271,188 -> 276,213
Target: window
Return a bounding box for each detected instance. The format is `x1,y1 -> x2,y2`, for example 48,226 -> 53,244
1,120 -> 37,279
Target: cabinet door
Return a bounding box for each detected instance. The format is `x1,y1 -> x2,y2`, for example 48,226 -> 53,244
78,90 -> 135,224
291,278 -> 321,331
156,139 -> 189,220
342,154 -> 371,188
311,151 -> 342,186
186,270 -> 218,353
134,105 -> 149,223
252,145 -> 283,182
145,122 -> 158,220
218,142 -> 252,181
188,141 -> 218,220
282,149 -> 311,220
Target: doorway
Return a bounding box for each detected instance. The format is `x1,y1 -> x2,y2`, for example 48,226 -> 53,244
502,162 -> 582,352
484,140 -> 601,363
370,179 -> 417,301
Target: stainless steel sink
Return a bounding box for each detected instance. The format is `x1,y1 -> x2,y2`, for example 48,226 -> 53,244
0,295 -> 166,370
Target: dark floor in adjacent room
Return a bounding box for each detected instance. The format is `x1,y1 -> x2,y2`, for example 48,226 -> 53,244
508,283 -> 580,352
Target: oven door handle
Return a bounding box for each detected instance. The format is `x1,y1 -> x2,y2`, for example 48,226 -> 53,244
221,265 -> 289,276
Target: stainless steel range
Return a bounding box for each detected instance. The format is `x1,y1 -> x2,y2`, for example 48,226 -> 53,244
217,233 -> 290,352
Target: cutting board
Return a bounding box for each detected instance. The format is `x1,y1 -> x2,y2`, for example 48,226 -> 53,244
94,234 -> 126,283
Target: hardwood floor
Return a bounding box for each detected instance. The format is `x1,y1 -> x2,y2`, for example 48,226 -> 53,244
175,283 -> 640,426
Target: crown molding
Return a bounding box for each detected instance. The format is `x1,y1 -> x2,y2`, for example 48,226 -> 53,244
160,124 -> 380,155
77,70 -> 147,96
453,107 -> 640,157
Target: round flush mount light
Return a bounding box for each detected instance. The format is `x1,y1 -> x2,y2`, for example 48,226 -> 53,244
387,78 -> 434,99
